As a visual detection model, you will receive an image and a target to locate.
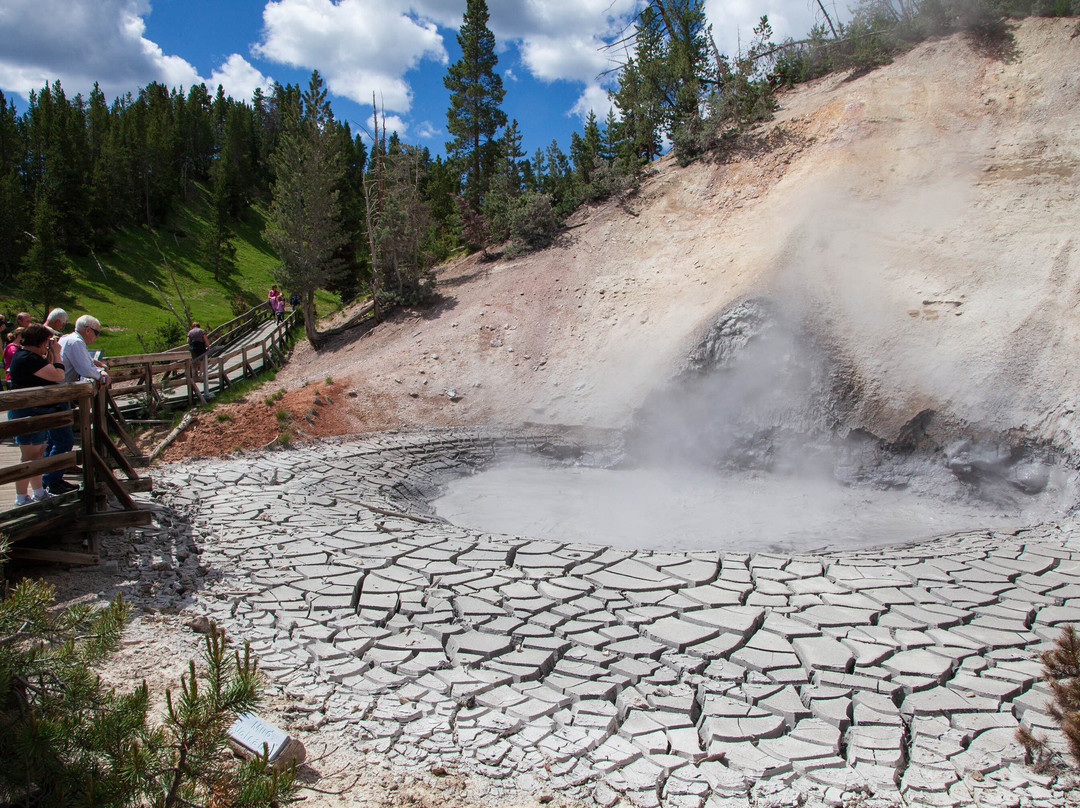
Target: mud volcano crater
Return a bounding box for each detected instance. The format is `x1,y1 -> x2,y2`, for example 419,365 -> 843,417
431,299 -> 1077,554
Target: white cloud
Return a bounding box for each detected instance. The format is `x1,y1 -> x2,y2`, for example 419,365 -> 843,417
406,0 -> 462,28
365,111 -> 409,140
208,54 -> 274,103
518,35 -> 612,84
570,83 -> 615,122
411,0 -> 640,85
0,0 -> 203,99
706,0 -> 821,59
254,0 -> 447,112
414,120 -> 442,140
0,0 -> 282,109
482,0 -> 637,41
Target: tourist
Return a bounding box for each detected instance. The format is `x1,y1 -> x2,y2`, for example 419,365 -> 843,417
43,314 -> 111,494
15,312 -> 31,329
59,315 -> 110,386
272,292 -> 285,322
3,327 -> 24,388
44,308 -> 68,335
187,321 -> 212,398
38,309 -> 74,494
7,325 -> 66,505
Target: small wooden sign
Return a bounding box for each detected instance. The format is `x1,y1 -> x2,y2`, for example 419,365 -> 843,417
228,712 -> 306,769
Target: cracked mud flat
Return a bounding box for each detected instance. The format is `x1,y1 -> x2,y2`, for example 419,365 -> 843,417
433,458 -> 1048,554
61,431 -> 1080,808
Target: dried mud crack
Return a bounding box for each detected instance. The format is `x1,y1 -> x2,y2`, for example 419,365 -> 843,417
43,431 -> 1080,808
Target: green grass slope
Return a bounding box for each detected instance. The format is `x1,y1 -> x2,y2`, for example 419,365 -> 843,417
5,192 -> 338,358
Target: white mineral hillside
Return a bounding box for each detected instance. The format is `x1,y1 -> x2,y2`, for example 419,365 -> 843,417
279,18 -> 1080,453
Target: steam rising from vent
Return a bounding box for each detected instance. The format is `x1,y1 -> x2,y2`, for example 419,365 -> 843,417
626,297 -> 853,472
434,296 -> 1078,552
626,295 -> 1073,506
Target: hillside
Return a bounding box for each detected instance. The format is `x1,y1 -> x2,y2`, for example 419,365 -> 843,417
172,18 -> 1080,461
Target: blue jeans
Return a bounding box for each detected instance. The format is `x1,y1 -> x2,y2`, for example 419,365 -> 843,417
42,402 -> 73,488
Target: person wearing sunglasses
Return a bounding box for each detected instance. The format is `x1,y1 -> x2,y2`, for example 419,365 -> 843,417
46,315 -> 110,495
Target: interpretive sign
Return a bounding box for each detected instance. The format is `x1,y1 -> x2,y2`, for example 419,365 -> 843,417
227,712 -> 306,768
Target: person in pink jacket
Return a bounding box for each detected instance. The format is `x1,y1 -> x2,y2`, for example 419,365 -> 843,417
4,327 -> 25,387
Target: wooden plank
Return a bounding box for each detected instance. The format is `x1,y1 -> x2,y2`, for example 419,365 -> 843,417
107,349 -> 187,366
0,409 -> 75,440
0,500 -> 83,541
79,397 -> 95,515
0,383 -> 93,410
98,427 -> 140,481
0,451 -> 79,487
72,510 -> 152,530
160,376 -> 199,392
10,545 -> 100,565
119,477 -> 153,494
106,408 -> 142,460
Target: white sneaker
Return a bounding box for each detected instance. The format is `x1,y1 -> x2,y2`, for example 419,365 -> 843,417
31,489 -> 55,502
15,495 -> 31,507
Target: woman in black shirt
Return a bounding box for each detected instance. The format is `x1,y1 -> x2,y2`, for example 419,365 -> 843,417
8,324 -> 66,505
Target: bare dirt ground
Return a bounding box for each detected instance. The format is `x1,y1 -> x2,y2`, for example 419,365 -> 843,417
38,18 -> 1080,808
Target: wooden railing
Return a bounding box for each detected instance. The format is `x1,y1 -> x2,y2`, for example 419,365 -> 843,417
0,382 -> 151,565
107,308 -> 300,415
204,300 -> 276,348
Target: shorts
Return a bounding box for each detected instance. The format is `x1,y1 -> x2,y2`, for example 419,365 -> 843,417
8,406 -> 48,445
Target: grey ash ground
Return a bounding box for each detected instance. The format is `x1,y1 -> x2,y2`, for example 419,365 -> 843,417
88,431 -> 1080,808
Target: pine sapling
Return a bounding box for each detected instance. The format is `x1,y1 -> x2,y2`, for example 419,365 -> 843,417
1017,624 -> 1080,771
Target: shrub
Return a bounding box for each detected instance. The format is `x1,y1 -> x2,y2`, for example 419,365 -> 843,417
138,319 -> 186,353
0,574 -> 294,807
229,293 -> 255,318
506,192 -> 560,256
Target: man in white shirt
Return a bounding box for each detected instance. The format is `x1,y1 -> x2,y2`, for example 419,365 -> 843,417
59,315 -> 109,386
44,315 -> 109,495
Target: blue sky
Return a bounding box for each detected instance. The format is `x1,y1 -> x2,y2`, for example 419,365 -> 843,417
0,0 -> 833,157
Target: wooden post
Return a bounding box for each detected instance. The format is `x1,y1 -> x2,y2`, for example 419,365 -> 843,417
144,362 -> 155,415
79,393 -> 95,518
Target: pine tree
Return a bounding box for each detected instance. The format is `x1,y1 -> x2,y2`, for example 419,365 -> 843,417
0,91 -> 26,282
611,56 -> 661,165
601,108 -> 620,163
612,1 -> 710,161
571,110 -> 603,185
201,157 -> 238,282
20,194 -> 73,314
482,119 -> 525,243
264,70 -> 347,348
444,0 -> 507,210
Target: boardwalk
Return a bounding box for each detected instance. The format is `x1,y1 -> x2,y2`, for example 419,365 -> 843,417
108,307 -> 299,416
0,305 -> 297,549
